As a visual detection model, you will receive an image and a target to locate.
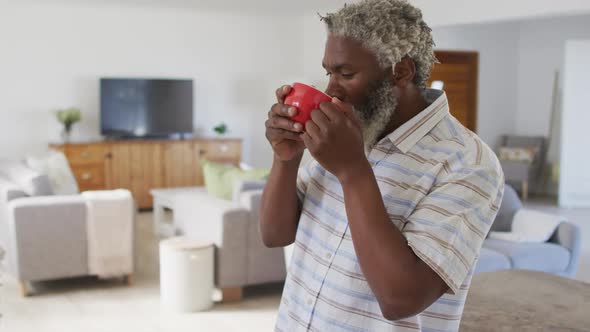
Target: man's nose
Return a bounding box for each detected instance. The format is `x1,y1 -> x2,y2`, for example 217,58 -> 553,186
325,79 -> 345,101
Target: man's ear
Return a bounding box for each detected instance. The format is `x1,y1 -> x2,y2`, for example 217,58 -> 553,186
392,56 -> 416,88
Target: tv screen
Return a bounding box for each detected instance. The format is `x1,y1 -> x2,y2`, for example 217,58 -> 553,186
100,78 -> 193,138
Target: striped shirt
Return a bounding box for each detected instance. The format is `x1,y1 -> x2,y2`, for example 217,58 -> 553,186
276,89 -> 504,332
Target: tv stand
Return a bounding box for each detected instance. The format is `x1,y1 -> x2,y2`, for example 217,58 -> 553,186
51,138 -> 241,209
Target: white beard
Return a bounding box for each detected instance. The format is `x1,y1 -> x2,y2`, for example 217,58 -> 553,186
352,79 -> 398,151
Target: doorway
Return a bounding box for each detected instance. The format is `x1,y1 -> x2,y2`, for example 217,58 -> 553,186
427,50 -> 479,132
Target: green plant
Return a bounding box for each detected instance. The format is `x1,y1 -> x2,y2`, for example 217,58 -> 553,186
55,107 -> 82,133
213,122 -> 228,135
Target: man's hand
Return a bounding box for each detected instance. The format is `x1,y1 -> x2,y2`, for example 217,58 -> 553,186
301,97 -> 368,180
266,85 -> 306,162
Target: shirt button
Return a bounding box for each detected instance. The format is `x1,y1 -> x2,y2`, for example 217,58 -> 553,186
325,253 -> 332,260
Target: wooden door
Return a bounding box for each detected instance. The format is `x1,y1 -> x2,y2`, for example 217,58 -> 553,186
162,141 -> 198,188
428,51 -> 479,132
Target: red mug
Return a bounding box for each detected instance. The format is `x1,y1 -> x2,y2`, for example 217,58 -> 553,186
284,83 -> 332,126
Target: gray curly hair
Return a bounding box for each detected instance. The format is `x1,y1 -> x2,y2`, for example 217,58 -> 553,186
321,0 -> 437,89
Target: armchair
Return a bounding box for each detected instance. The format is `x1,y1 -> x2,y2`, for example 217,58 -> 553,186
173,181 -> 286,301
498,135 -> 547,200
0,159 -> 134,296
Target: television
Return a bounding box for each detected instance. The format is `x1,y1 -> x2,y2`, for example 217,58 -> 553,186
100,78 -> 193,138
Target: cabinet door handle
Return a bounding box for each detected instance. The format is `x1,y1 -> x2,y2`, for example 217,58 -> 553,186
219,144 -> 229,153
81,172 -> 92,180
198,149 -> 206,156
81,151 -> 90,158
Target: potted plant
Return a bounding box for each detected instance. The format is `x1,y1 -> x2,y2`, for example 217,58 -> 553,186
213,122 -> 228,136
55,107 -> 81,143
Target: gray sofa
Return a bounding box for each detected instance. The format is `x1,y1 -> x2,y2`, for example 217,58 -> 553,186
475,185 -> 581,277
0,160 -> 133,296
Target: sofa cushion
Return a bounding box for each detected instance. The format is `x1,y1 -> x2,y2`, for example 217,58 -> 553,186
202,160 -> 269,200
0,160 -> 53,196
490,185 -> 522,233
26,150 -> 79,195
475,247 -> 511,273
483,239 -> 570,272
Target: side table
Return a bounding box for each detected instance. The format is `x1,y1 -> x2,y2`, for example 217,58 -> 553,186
149,187 -> 207,236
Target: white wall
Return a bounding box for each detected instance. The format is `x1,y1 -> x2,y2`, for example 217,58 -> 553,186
432,22 -> 521,148
559,40 -> 590,207
0,3 -> 302,168
3,2 -> 589,170
301,14 -> 330,91
515,14 -> 590,139
411,0 -> 590,27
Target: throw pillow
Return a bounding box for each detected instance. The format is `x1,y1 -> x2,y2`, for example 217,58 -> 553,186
0,175 -> 27,201
488,208 -> 564,243
201,160 -> 236,200
201,160 -> 269,200
26,150 -> 79,195
498,147 -> 537,163
0,159 -> 54,196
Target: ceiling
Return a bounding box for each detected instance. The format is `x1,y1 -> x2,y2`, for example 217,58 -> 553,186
5,0 -> 590,26
3,0 -> 350,13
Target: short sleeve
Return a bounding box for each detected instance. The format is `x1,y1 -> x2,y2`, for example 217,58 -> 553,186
296,159 -> 315,203
402,165 -> 504,294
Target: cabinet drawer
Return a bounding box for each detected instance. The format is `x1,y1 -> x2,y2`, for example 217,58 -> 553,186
65,145 -> 107,165
198,141 -> 241,165
72,165 -> 106,191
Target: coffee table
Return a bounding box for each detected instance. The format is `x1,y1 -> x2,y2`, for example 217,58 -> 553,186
149,187 -> 207,236
460,270 -> 590,331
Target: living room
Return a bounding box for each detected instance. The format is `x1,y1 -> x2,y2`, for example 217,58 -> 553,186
1,0 -> 589,331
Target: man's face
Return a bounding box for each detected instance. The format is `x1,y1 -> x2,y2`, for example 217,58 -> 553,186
322,34 -> 398,149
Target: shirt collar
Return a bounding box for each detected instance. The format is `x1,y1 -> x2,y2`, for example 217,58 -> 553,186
385,89 -> 450,154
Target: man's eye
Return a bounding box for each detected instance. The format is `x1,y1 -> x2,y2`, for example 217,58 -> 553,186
342,73 -> 355,78
325,72 -> 332,77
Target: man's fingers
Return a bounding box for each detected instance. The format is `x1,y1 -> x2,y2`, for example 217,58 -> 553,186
266,128 -> 303,142
275,85 -> 292,103
332,97 -> 362,128
318,101 -> 343,122
301,131 -> 314,149
270,103 -> 298,118
305,120 -> 322,141
266,115 -> 303,133
331,97 -> 353,116
310,109 -> 330,130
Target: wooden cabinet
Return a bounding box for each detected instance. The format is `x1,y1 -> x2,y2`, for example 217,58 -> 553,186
53,144 -> 108,193
106,142 -> 165,208
52,139 -> 242,209
71,164 -> 105,191
163,141 -> 198,188
198,140 -> 242,164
